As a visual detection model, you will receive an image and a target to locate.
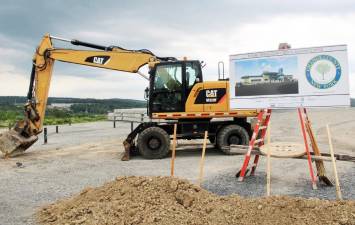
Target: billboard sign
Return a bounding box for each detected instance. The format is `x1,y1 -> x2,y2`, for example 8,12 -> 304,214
229,45 -> 349,109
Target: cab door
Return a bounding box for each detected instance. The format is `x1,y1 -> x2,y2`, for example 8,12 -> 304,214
184,61 -> 204,112
149,62 -> 184,113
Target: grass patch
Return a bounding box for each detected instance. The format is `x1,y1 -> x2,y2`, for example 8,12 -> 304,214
0,105 -> 107,128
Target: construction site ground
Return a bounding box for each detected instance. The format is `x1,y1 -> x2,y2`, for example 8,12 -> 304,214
0,108 -> 354,225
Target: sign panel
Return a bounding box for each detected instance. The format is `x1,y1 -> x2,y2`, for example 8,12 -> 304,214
229,45 -> 350,109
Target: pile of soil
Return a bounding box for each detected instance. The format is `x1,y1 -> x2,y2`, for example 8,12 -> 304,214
37,176 -> 355,225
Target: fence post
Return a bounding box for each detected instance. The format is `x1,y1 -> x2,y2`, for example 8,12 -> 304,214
56,125 -> 59,133
8,123 -> 12,130
131,122 -> 134,132
44,127 -> 48,144
113,116 -> 116,128
69,120 -> 72,126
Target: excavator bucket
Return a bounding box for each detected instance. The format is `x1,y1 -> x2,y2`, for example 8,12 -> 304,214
0,130 -> 38,157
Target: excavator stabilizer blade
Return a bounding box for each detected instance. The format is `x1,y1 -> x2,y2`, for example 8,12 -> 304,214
0,130 -> 38,157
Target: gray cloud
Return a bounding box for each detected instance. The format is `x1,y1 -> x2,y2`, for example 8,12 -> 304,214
1,0 -> 355,45
0,0 -> 354,99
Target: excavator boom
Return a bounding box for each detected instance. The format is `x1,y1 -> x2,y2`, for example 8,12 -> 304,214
0,34 -> 174,157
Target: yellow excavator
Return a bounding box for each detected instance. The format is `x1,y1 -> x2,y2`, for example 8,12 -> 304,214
0,34 -> 258,160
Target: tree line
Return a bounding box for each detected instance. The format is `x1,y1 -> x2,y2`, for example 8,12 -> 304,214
0,96 -> 146,127
0,96 -> 146,107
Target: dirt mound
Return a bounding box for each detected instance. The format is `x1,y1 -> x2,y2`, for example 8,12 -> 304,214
37,176 -> 355,225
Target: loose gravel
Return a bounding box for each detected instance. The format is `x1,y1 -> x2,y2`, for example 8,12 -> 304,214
37,176 -> 355,225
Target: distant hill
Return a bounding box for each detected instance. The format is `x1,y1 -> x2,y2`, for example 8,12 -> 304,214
0,96 -> 146,115
0,96 -> 146,108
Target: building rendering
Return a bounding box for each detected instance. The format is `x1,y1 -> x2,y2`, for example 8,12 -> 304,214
240,68 -> 295,85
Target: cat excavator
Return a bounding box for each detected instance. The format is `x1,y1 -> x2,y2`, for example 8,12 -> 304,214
0,34 -> 258,160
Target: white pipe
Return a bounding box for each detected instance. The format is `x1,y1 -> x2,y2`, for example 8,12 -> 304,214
49,35 -> 71,43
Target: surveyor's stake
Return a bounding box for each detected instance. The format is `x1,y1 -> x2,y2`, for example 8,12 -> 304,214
198,131 -> 208,186
266,122 -> 271,196
170,124 -> 177,177
326,124 -> 342,200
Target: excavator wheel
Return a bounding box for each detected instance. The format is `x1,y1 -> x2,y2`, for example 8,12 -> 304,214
216,124 -> 249,150
137,126 -> 170,159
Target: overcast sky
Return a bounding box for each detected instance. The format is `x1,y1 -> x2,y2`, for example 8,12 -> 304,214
0,0 -> 354,100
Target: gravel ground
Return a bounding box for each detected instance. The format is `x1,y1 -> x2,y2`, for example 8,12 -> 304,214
203,158 -> 355,200
0,108 -> 354,225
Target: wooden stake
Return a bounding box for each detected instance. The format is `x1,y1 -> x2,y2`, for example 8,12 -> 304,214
266,122 -> 271,196
326,124 -> 342,200
304,108 -> 332,186
198,131 -> 208,186
170,124 -> 177,177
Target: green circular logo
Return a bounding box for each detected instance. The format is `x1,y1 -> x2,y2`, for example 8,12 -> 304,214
305,55 -> 341,89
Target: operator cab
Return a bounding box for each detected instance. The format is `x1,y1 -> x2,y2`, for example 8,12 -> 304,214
148,60 -> 203,114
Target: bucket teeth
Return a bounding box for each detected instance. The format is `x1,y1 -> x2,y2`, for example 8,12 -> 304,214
0,130 -> 38,157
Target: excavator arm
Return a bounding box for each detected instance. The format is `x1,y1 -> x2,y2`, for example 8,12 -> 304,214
0,34 -> 174,157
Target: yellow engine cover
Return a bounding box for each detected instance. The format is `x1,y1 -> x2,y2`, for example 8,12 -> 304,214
185,81 -> 229,112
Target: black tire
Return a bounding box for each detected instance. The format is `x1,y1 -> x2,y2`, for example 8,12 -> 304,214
216,124 -> 249,150
137,126 -> 170,159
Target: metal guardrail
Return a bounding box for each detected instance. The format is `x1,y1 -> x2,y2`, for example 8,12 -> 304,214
108,112 -> 147,123
108,110 -> 164,122
108,112 -> 147,130
108,110 -> 164,131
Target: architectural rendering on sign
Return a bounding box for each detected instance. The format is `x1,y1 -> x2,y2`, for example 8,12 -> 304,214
229,45 -> 350,109
235,56 -> 298,96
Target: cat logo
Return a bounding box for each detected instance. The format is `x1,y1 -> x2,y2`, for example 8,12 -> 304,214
93,57 -> 104,64
206,90 -> 217,98
85,56 -> 110,65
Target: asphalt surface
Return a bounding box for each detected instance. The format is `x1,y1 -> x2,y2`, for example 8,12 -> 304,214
0,108 -> 354,225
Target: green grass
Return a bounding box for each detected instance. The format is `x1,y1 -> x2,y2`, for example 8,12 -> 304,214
0,105 -> 107,128
0,105 -> 23,127
0,96 -> 146,128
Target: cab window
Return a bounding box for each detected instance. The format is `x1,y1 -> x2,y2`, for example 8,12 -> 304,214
186,62 -> 200,89
154,64 -> 182,91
